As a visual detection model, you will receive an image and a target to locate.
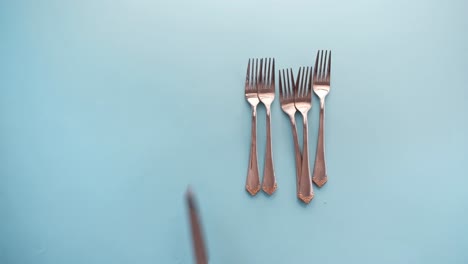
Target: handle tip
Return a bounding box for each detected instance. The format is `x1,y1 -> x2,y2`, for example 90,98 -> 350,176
262,183 -> 277,195
246,184 -> 261,196
298,193 -> 314,204
313,176 -> 328,187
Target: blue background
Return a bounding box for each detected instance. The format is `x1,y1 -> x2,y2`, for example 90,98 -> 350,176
1,0 -> 467,263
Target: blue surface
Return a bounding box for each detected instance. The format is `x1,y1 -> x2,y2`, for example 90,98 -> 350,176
1,0 -> 468,263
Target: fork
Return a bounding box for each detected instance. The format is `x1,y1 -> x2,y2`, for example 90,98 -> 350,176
296,66 -> 314,204
245,59 -> 260,195
312,50 -> 331,187
279,69 -> 301,196
257,58 -> 277,195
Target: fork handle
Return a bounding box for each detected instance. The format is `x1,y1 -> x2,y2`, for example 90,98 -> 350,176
298,114 -> 314,203
262,106 -> 277,195
289,116 -> 301,196
245,105 -> 260,195
313,101 -> 328,187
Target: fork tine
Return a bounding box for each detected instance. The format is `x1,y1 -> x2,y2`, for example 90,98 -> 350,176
246,59 -> 250,87
317,51 -> 321,80
272,58 -> 275,85
304,66 -> 308,91
295,67 -> 300,96
288,68 -> 293,98
308,67 -> 313,92
252,59 -> 258,87
260,59 -> 263,84
250,59 -> 258,85
305,67 -> 309,95
303,67 -> 307,95
279,69 -> 283,98
320,51 -> 325,80
289,68 -> 295,99
323,50 -> 329,79
267,58 -> 271,85
327,51 -> 331,82
266,58 -> 269,84
279,69 -> 283,95
250,59 -> 253,87
296,67 -> 302,97
314,51 -> 319,80
259,58 -> 264,86
283,69 -> 288,98
301,67 -> 307,96
251,58 -> 255,86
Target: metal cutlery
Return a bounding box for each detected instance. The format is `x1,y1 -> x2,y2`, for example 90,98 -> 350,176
296,66 -> 314,204
257,58 -> 277,195
312,50 -> 331,187
186,188 -> 208,264
244,59 -> 261,195
244,52 -> 330,201
279,69 -> 301,196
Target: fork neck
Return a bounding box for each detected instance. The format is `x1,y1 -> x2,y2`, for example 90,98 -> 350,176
289,114 -> 296,125
251,104 -> 257,116
262,102 -> 272,115
300,112 -> 308,124
320,98 -> 325,109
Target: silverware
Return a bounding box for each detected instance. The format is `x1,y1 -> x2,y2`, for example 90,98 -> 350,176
186,188 -> 208,264
245,59 -> 261,195
257,58 -> 277,195
296,66 -> 314,204
279,69 -> 301,196
312,50 -> 331,187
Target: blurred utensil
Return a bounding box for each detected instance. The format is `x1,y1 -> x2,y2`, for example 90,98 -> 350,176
186,188 -> 208,264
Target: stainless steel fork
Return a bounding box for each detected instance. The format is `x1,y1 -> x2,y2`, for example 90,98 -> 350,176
245,59 -> 260,195
257,58 -> 277,195
296,66 -> 314,204
312,50 -> 331,187
279,69 -> 301,196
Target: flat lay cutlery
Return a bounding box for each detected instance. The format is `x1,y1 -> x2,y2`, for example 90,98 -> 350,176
243,51 -> 331,203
